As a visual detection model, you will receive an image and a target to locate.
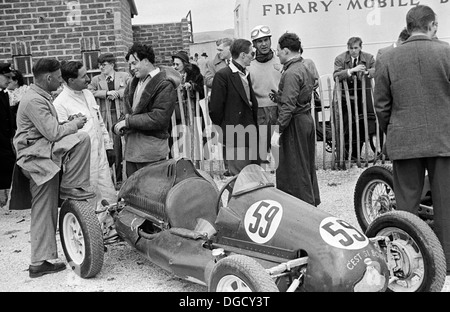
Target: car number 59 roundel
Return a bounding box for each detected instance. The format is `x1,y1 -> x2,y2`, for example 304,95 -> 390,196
244,200 -> 283,244
319,217 -> 369,250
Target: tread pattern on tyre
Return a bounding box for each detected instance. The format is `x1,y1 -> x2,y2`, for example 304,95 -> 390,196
366,210 -> 446,292
209,255 -> 279,292
354,164 -> 394,232
60,199 -> 104,278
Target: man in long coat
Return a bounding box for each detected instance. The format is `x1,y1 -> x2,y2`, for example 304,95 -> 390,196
54,61 -> 117,235
271,33 -> 320,207
374,5 -> 450,273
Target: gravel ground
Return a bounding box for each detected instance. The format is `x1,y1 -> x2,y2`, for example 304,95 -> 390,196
1,163 -> 449,292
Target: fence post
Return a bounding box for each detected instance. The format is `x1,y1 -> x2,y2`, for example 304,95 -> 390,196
329,77 -> 336,170
361,76 -> 370,168
335,78 -> 345,169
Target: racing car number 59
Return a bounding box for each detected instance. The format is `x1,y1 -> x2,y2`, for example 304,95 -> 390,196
244,200 -> 283,244
320,217 -> 369,250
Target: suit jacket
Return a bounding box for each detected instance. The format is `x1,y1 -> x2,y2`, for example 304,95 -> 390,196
209,63 -> 258,147
374,35 -> 450,160
88,71 -> 131,129
333,50 -> 376,124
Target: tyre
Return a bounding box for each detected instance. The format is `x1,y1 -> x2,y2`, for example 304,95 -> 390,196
59,199 -> 104,278
209,255 -> 279,292
354,165 -> 395,232
366,211 -> 446,292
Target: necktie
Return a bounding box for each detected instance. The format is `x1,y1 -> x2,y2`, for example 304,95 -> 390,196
353,58 -> 358,68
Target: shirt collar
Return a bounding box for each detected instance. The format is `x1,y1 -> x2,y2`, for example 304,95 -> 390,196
30,84 -> 53,101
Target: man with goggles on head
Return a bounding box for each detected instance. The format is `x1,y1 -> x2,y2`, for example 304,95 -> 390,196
248,25 -> 282,169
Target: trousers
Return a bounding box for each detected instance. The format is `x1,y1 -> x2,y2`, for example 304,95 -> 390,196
23,132 -> 92,263
393,157 -> 450,271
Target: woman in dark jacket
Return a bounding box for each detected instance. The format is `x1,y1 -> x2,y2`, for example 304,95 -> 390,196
172,51 -> 205,101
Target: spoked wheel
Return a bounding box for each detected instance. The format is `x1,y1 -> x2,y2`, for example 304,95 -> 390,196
354,165 -> 396,232
59,199 -> 104,278
209,255 -> 279,292
366,211 -> 446,292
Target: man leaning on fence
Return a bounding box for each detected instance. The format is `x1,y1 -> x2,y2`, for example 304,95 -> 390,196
113,43 -> 181,177
374,4 -> 450,275
333,37 -> 378,162
89,53 -> 131,183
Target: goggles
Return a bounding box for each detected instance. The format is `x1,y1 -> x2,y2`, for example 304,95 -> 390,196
251,25 -> 271,41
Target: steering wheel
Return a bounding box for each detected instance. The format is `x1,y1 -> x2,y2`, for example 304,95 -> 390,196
216,176 -> 238,213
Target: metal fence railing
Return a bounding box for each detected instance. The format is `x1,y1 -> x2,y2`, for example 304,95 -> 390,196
104,78 -> 391,188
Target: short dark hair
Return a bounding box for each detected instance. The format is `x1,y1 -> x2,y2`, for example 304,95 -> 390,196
230,39 -> 252,59
398,28 -> 411,42
60,61 -> 83,83
406,5 -> 436,34
126,43 -> 155,64
278,33 -> 301,53
11,69 -> 25,87
347,37 -> 363,48
32,58 -> 60,78
98,53 -> 117,65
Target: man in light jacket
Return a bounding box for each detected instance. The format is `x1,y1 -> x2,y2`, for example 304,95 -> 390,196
11,58 -> 93,278
54,61 -> 117,236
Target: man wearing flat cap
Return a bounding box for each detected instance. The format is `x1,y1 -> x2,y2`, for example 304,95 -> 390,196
89,53 -> 131,182
0,63 -> 16,203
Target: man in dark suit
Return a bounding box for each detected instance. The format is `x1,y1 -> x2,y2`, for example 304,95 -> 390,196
209,39 -> 259,176
333,37 -> 377,161
375,5 -> 450,274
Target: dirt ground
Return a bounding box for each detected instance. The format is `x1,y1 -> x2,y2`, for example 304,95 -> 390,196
1,163 -> 449,292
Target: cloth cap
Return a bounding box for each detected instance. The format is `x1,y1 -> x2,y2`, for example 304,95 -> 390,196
251,25 -> 272,41
172,51 -> 190,64
0,63 -> 13,76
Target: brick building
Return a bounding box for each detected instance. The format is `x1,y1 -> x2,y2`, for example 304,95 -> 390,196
0,0 -> 193,83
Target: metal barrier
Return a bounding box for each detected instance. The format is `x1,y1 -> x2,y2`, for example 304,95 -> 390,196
105,77 -> 390,188
314,75 -> 388,170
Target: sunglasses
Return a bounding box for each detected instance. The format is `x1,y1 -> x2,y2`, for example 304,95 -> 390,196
251,26 -> 271,38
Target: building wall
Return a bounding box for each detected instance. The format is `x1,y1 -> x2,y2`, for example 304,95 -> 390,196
132,18 -> 192,66
0,0 -> 135,82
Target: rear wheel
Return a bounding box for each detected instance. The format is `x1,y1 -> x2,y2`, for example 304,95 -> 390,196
366,211 -> 445,292
59,199 -> 104,278
354,165 -> 395,232
209,255 -> 279,292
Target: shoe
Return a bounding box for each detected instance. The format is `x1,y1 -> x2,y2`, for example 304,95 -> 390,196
60,187 -> 96,200
29,260 -> 66,278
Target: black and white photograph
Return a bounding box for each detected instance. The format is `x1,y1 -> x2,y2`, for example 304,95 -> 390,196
1,0 -> 450,295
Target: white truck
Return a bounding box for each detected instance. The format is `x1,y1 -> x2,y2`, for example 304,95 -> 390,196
234,0 -> 450,76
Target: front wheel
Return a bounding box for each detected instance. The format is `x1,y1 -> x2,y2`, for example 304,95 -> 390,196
59,199 -> 104,278
366,211 -> 446,292
354,165 -> 396,232
209,255 -> 279,292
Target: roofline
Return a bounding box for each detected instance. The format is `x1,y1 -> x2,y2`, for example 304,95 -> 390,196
128,0 -> 138,17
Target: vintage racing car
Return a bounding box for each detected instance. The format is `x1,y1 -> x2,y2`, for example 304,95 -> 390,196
58,158 -> 445,292
354,164 -> 434,232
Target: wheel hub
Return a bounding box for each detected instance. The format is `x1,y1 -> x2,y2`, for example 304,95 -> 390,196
216,275 -> 253,292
